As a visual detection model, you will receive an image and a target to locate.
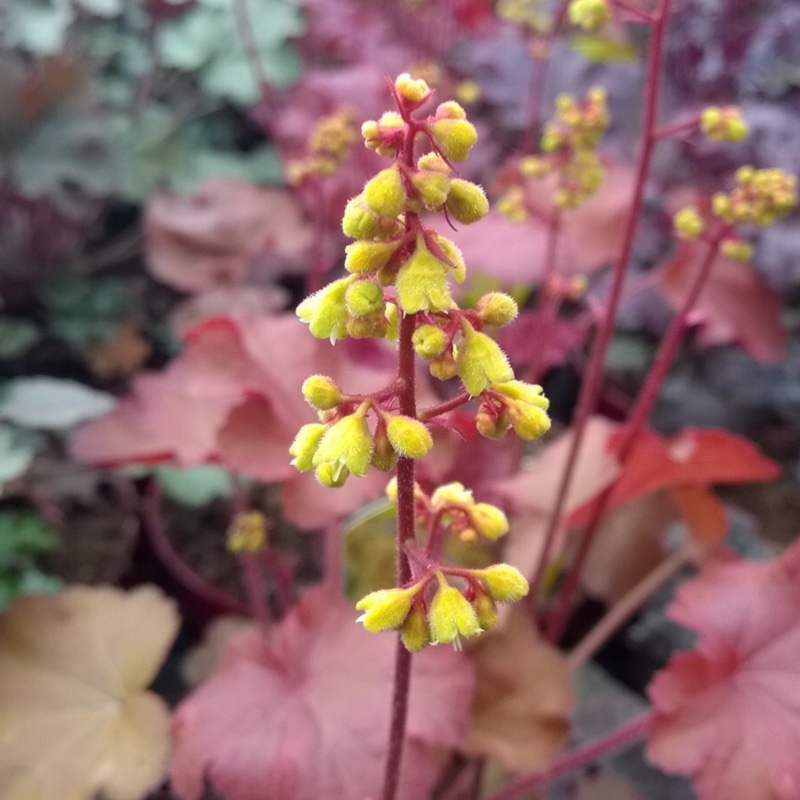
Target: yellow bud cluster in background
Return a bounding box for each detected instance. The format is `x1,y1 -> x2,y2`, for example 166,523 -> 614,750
496,0 -> 551,34
226,511 -> 268,553
712,166 -> 797,227
700,106 -> 748,143
568,0 -> 610,31
286,108 -> 357,185
498,87 -> 610,218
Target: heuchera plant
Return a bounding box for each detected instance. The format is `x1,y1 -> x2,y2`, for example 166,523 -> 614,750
289,72 -> 552,796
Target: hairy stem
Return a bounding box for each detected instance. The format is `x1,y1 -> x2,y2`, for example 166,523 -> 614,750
420,391 -> 471,421
485,711 -> 655,800
546,234 -> 723,642
528,0 -> 673,615
382,310 -> 418,800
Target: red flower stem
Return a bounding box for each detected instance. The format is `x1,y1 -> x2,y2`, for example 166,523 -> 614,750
229,0 -> 268,93
485,711 -> 655,800
545,234 -> 723,643
528,0 -> 673,616
420,391 -> 471,421
612,0 -> 655,23
527,210 -> 563,382
306,181 -> 328,294
519,0 -> 571,153
140,481 -> 247,615
237,552 -> 272,632
382,309 -> 418,800
566,544 -> 696,671
653,114 -> 701,140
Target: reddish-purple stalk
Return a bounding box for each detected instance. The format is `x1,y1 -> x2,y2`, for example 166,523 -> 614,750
526,211 -> 563,382
420,391 -> 471,422
485,711 -> 655,800
545,233 -> 724,643
566,544 -> 695,671
140,481 -> 247,615
229,0 -> 269,94
382,310 -> 419,800
519,0 -> 571,154
528,0 -> 673,614
237,553 -> 272,632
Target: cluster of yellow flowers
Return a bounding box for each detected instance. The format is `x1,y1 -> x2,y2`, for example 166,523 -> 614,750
674,162 -> 798,262
286,108 -> 357,185
496,0 -> 551,35
290,74 -> 548,648
357,564 -> 529,650
498,87 -> 610,217
226,511 -> 268,553
568,0 -> 610,31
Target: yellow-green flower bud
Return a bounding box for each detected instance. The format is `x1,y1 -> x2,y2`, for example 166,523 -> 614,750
467,502 -> 509,540
720,238 -> 754,262
506,399 -> 551,440
413,324 -> 448,359
701,106 -> 748,142
226,511 -> 268,553
301,375 -> 343,410
417,152 -> 451,174
457,321 -> 514,396
396,240 -> 453,313
474,564 -> 529,602
401,603 -> 431,651
519,155 -> 551,178
431,481 -> 474,508
347,313 -> 388,339
477,292 -> 519,326
429,575 -> 482,646
371,428 -> 398,472
386,476 -> 398,504
312,403 -> 374,479
346,280 -> 384,317
296,276 -> 353,342
344,240 -> 400,274
429,349 -> 459,381
411,170 -> 451,209
674,205 -> 706,239
384,302 -> 399,341
429,103 -> 478,162
472,590 -> 498,631
493,380 -> 550,408
434,235 -> 467,282
364,167 -> 406,217
476,404 -> 509,439
386,415 -> 433,458
315,462 -> 349,488
445,179 -> 489,224
290,423 -> 327,471
356,585 -> 419,632
342,195 -> 380,239
568,0 -> 610,30
395,72 -> 431,104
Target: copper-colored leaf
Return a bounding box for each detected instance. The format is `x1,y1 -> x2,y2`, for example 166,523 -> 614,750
0,585 -> 179,800
465,606 -> 573,773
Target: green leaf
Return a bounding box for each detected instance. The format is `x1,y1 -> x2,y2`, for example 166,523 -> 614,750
0,568 -> 62,611
0,425 -> 36,490
605,333 -> 653,372
0,318 -> 42,359
0,510 -> 59,567
155,466 -> 233,507
2,0 -> 73,55
570,34 -> 638,63
0,378 -> 114,431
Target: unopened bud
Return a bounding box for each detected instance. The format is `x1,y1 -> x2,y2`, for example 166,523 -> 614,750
301,375 -> 343,410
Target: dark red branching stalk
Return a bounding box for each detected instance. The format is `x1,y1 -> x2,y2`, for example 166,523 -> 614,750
485,711 -> 655,800
528,0 -> 674,614
382,310 -> 418,800
545,233 -> 723,643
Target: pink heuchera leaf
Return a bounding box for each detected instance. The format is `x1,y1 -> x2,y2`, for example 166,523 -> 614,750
0,585 -> 178,800
498,310 -> 588,375
449,161 -> 635,284
658,242 -> 787,363
71,315 -> 397,488
170,587 -> 475,800
647,540 -> 800,800
145,179 -> 313,293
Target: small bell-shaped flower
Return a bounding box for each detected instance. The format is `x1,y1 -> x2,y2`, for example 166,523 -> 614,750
312,402 -> 374,481
457,320 -> 514,396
